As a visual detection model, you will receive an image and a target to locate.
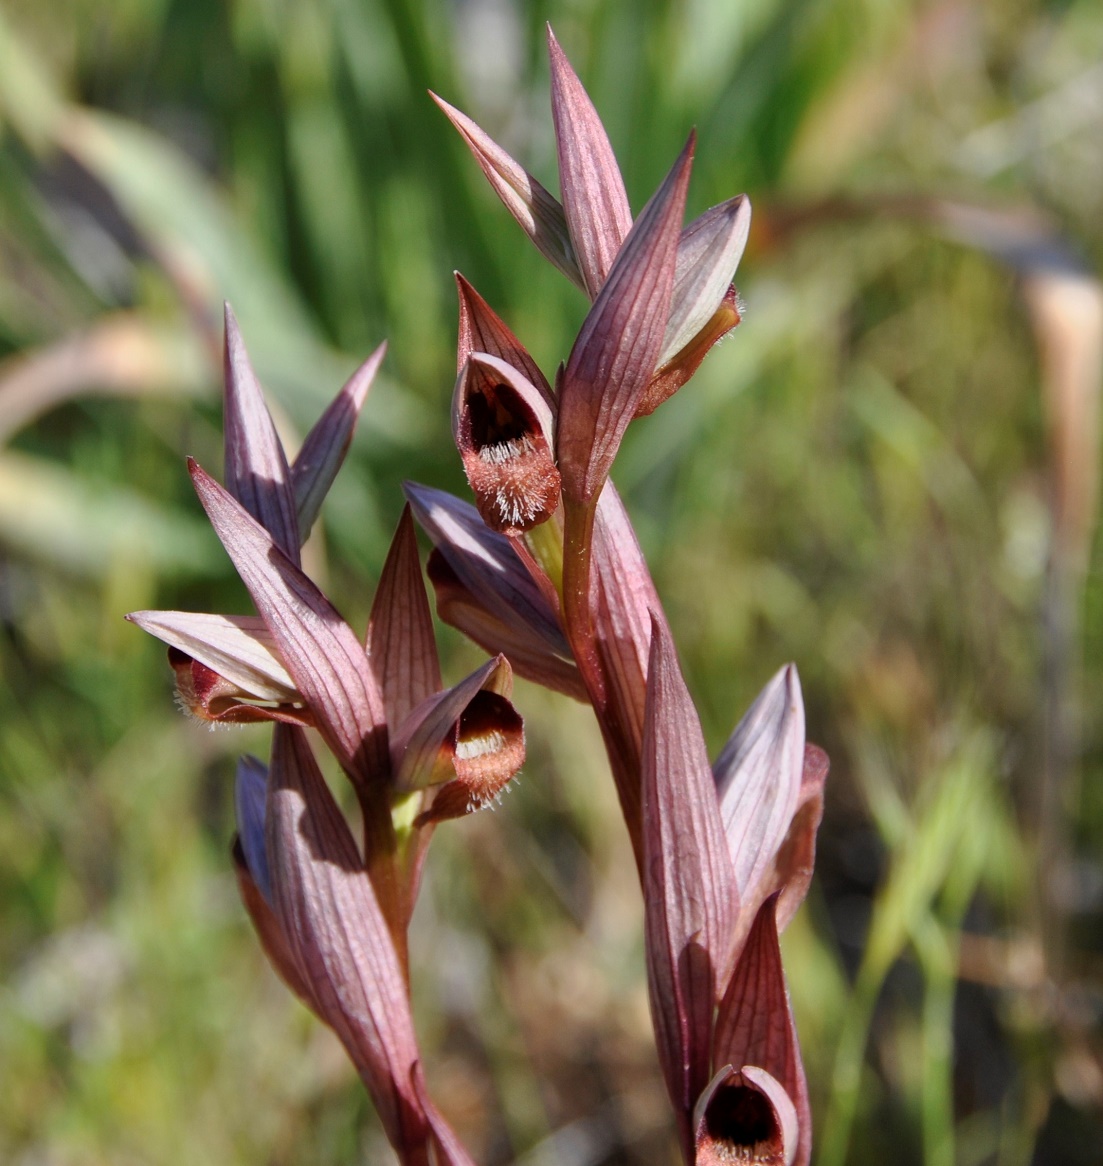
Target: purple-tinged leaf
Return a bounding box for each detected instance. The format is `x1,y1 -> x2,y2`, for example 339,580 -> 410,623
694,1064 -> 799,1166
775,744 -> 828,932
637,287 -> 741,418
714,897 -> 810,1166
405,482 -> 570,661
235,754 -> 272,905
127,610 -> 297,702
455,274 -> 554,406
232,838 -> 318,1012
713,666 -> 805,906
557,136 -> 694,503
453,353 -> 561,534
426,550 -> 586,700
190,461 -> 388,787
431,92 -> 584,289
222,303 -> 300,562
266,725 -> 429,1156
292,343 -> 385,543
660,195 -> 751,365
367,504 -> 442,728
642,614 -> 738,1152
547,26 -> 632,298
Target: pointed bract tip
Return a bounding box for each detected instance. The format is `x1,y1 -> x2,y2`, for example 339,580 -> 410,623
347,341 -> 387,405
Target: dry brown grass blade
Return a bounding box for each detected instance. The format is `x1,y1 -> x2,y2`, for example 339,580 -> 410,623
0,312 -> 205,444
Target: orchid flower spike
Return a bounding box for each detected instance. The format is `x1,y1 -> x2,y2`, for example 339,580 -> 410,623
127,310 -> 521,1166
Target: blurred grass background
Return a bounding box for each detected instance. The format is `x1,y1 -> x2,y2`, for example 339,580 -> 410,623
1,0 -> 1102,1163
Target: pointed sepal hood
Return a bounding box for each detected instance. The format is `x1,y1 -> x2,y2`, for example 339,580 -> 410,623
714,897 -> 811,1166
661,195 -> 751,365
425,549 -> 585,699
455,273 -> 554,404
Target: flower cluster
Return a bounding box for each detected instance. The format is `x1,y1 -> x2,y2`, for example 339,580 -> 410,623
131,26 -> 826,1166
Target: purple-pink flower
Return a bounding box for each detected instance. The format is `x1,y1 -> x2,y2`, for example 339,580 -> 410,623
415,27 -> 827,1163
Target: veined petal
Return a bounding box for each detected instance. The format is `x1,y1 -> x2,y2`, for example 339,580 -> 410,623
405,482 -> 569,658
222,304 -> 300,562
558,135 -> 694,504
713,666 -> 805,906
266,724 -> 428,1155
694,1065 -> 800,1166
126,610 -> 297,703
547,26 -> 632,298
366,504 -> 442,728
455,274 -> 554,406
453,353 -> 561,534
713,897 -> 810,1166
426,550 -> 585,700
292,343 -> 385,543
190,461 -> 388,787
642,614 -> 738,1151
431,92 -> 584,289
660,195 -> 751,364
